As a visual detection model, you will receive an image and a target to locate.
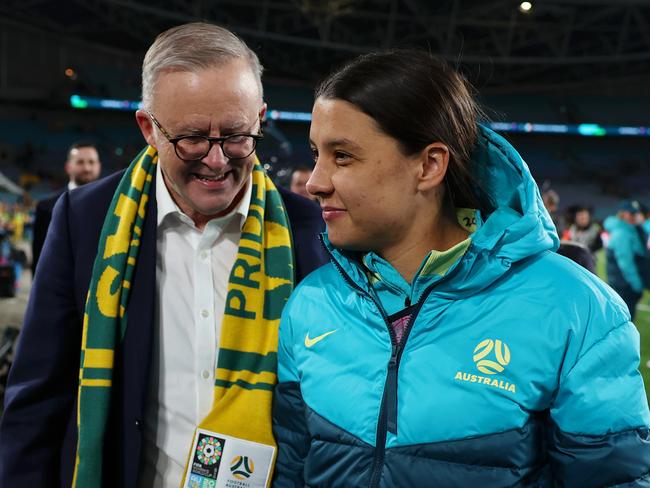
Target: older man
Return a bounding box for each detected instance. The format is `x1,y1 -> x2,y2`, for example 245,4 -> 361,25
0,23 -> 326,488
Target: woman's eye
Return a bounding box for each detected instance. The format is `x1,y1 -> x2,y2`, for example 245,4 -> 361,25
334,151 -> 350,162
310,149 -> 318,162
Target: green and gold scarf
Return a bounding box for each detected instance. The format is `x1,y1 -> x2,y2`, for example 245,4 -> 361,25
72,146 -> 294,487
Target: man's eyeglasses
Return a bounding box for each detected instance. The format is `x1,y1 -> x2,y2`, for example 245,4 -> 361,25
147,111 -> 263,161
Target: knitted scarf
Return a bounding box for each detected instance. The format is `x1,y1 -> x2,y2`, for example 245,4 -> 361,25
72,146 -> 294,487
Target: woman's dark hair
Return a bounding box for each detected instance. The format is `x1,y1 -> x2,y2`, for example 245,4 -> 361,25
315,49 -> 484,210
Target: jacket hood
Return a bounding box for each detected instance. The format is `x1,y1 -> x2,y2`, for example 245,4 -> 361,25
324,125 -> 559,299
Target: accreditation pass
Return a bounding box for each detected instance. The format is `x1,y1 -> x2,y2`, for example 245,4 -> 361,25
182,428 -> 275,488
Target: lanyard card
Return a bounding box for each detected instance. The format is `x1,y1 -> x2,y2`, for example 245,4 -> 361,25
182,428 -> 275,488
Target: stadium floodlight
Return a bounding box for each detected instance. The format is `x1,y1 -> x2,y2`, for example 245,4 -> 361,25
519,2 -> 533,13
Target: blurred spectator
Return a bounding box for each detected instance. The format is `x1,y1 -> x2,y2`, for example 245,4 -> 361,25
290,165 -> 315,200
637,203 -> 650,290
10,203 -> 28,244
565,205 -> 602,254
0,203 -> 12,264
31,141 -> 101,274
562,204 -> 579,238
604,200 -> 645,316
0,201 -> 30,292
0,202 -> 10,231
637,203 -> 650,237
542,188 -> 564,235
0,226 -> 16,297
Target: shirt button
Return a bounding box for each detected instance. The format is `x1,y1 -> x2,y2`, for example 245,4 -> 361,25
201,309 -> 209,318
201,370 -> 211,379
200,251 -> 208,260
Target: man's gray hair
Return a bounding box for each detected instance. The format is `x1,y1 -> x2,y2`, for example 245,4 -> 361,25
141,22 -> 263,110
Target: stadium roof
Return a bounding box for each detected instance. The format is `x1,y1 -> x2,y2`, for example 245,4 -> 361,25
2,0 -> 650,91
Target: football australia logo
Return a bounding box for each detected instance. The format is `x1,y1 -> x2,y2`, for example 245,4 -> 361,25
473,339 -> 510,374
454,338 -> 516,393
230,455 -> 255,480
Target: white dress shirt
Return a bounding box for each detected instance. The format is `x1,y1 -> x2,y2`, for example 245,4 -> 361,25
139,164 -> 251,487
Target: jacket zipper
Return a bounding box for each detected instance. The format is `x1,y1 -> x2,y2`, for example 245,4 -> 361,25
368,290 -> 432,488
319,238 -> 432,488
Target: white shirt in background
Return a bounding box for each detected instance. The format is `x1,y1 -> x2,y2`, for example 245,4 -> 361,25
139,164 -> 251,487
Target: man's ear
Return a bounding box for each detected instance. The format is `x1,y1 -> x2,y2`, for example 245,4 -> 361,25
417,142 -> 449,192
258,102 -> 268,124
135,110 -> 157,148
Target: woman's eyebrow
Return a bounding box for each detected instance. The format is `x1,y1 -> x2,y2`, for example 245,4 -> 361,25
316,138 -> 363,151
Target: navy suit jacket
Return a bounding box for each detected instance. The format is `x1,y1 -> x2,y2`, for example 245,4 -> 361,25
0,169 -> 327,487
31,191 -> 64,275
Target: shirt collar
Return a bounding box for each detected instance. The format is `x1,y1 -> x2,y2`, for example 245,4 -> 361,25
68,181 -> 78,191
361,208 -> 478,293
155,162 -> 251,230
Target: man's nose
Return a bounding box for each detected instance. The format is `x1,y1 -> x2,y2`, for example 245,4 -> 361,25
201,143 -> 229,169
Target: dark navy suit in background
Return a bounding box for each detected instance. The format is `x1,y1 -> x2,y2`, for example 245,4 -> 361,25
31,190 -> 63,275
0,169 -> 327,487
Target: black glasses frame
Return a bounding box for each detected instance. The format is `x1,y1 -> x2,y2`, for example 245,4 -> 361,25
147,111 -> 263,161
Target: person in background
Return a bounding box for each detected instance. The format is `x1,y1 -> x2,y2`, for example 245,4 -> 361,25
31,141 -> 102,274
272,50 -> 650,487
604,199 -> 645,317
559,205 -> 599,275
637,203 -> 650,247
542,187 -> 564,236
285,168 -> 324,260
565,205 -> 602,254
636,202 -> 650,291
290,165 -> 316,200
0,202 -> 11,264
9,203 -> 27,244
8,203 -> 29,290
0,22 -> 326,488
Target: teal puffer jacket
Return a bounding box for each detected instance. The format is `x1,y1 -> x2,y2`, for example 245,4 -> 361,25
273,127 -> 650,487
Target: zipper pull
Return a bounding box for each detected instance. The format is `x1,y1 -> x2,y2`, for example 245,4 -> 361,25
386,356 -> 398,435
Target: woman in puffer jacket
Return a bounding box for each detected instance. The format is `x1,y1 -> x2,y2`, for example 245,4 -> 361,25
272,50 -> 650,487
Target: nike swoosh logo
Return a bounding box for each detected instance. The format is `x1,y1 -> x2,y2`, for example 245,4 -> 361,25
304,329 -> 338,348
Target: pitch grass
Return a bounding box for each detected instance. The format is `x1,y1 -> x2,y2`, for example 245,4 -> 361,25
633,292 -> 650,402
595,250 -> 650,402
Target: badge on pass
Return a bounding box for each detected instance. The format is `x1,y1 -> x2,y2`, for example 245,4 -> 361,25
182,428 -> 275,488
